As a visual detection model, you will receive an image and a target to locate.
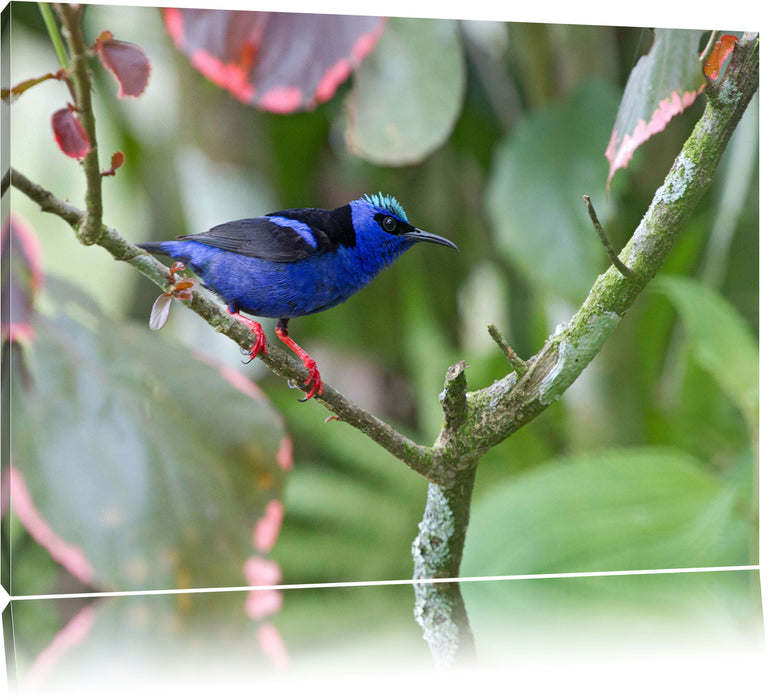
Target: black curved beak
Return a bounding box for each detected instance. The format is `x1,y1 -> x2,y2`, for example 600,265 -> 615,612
404,228 -> 458,251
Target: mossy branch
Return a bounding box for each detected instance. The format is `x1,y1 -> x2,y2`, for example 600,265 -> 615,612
446,31 -> 759,463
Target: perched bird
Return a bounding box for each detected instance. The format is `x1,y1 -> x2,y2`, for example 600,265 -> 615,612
138,193 -> 457,400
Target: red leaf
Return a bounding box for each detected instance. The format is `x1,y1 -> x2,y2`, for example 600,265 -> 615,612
51,105 -> 90,159
149,294 -> 173,331
101,151 -> 125,176
171,276 -> 198,301
110,151 -> 125,170
703,34 -> 737,80
96,31 -> 151,98
163,9 -> 385,113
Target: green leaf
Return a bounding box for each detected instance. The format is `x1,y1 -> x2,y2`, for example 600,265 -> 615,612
605,29 -> 705,189
486,78 -> 621,301
11,281 -> 288,594
268,387 -> 427,584
463,447 -> 752,577
654,275 -> 759,429
344,17 -> 465,165
463,570 -> 762,659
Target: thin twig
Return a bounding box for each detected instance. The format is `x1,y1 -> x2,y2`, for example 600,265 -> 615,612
487,324 -> 528,377
53,3 -> 103,244
583,194 -> 635,278
8,169 -> 82,227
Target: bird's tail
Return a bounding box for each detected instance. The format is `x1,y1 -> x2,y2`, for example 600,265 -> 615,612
136,240 -> 207,278
136,241 -> 170,256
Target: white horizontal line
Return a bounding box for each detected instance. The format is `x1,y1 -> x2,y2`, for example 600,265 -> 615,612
7,564 -> 760,603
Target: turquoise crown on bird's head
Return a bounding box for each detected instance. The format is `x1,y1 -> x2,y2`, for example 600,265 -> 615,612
361,192 -> 408,223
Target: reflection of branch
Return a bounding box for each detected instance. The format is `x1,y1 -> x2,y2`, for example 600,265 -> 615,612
11,23 -> 759,668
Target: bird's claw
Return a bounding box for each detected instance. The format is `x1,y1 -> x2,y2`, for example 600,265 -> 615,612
240,336 -> 267,364
296,363 -> 323,402
274,321 -> 322,402
227,310 -> 267,364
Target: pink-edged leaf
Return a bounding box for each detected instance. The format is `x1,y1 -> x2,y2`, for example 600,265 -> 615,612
8,466 -> 96,585
95,31 -> 151,98
51,105 -> 90,159
149,293 -> 173,330
605,29 -> 708,190
10,279 -> 289,594
704,34 -> 737,80
163,8 -> 385,113
1,214 -> 44,345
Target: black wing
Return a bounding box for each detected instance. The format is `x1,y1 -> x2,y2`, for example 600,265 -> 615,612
179,217 -> 317,263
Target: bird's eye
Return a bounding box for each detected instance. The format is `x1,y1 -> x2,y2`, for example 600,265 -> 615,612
382,216 -> 396,233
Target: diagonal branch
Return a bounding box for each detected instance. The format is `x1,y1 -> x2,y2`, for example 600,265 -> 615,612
9,167 -> 435,480
439,31 -> 760,467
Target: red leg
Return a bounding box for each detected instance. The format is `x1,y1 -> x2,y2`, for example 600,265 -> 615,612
275,319 -> 323,401
227,308 -> 267,361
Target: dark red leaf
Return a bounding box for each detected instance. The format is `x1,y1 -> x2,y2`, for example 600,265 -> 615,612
52,105 -> 90,159
163,9 -> 385,113
703,34 -> 737,80
1,214 -> 44,345
96,31 -> 151,98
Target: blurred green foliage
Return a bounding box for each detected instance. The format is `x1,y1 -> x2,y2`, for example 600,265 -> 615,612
4,5 -> 759,676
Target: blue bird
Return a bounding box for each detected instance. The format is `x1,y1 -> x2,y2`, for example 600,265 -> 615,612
139,193 -> 457,400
